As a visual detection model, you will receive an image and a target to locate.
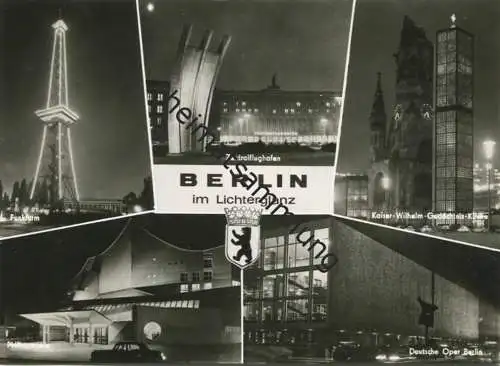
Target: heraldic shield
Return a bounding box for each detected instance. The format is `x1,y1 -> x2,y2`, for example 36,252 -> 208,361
224,206 -> 262,269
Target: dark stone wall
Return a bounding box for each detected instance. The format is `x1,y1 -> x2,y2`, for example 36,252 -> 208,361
328,220 -> 480,339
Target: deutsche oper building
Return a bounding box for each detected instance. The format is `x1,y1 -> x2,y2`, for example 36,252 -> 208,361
244,216 -> 499,356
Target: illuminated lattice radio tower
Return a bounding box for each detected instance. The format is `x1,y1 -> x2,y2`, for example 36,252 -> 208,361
30,19 -> 80,208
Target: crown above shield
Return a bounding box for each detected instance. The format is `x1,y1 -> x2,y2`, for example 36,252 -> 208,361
224,206 -> 263,226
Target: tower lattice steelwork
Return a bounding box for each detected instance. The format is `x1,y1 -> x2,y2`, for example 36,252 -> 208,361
30,19 -> 80,209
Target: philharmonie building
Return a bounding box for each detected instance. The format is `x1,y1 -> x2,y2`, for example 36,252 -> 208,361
244,216 -> 500,357
4,220 -> 241,363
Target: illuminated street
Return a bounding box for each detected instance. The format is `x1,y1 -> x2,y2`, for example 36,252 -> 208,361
2,361 -> 500,365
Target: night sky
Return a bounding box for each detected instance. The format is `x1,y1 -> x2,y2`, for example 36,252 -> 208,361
139,0 -> 352,91
337,0 -> 500,174
1,0 -> 152,199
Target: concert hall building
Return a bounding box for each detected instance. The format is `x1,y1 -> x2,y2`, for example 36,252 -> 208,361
6,220 -> 241,362
244,216 -> 499,356
211,77 -> 341,146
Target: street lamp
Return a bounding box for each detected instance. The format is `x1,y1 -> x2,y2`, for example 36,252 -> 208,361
244,114 -> 250,140
483,140 -> 496,231
381,176 -> 391,209
238,118 -> 244,142
320,118 -> 328,144
216,126 -> 222,142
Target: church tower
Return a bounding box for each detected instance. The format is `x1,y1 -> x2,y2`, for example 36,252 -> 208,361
370,72 -> 387,163
387,16 -> 434,212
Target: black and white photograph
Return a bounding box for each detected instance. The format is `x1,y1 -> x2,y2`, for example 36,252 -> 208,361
0,0 -> 154,239
140,0 -> 353,167
0,214 -> 242,364
140,0 -> 351,215
243,214 -> 500,365
334,0 -> 500,249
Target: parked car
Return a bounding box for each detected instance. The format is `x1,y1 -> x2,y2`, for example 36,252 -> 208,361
472,227 -> 487,232
375,346 -> 416,362
420,225 -> 434,233
332,342 -> 378,362
90,341 -> 166,363
457,225 -> 471,232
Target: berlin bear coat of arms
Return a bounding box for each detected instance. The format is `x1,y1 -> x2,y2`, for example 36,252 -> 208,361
224,206 -> 262,269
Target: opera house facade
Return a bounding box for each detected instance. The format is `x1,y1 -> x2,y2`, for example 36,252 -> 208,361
244,216 -> 500,357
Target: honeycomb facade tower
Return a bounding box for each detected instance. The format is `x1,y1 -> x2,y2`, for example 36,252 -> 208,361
433,15 -> 474,221
167,25 -> 231,153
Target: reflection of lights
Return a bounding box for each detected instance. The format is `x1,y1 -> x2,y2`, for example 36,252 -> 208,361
486,163 -> 492,170
320,118 -> 328,125
133,205 -> 143,213
146,2 -> 155,12
238,118 -> 244,124
243,114 -> 250,119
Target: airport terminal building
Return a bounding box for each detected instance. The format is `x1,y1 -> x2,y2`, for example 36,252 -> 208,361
6,220 -> 241,362
212,78 -> 341,146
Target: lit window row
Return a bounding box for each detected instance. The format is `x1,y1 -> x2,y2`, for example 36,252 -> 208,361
85,299 -> 201,312
228,101 -> 332,108
347,209 -> 369,218
203,254 -> 214,268
180,271 -> 213,282
260,228 -> 330,271
147,105 -> 164,114
347,195 -> 368,201
232,108 -> 259,113
180,282 -> 213,293
147,92 -> 165,102
258,270 -> 327,299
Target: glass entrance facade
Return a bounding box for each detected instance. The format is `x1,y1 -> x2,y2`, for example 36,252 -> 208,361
244,218 -> 332,347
